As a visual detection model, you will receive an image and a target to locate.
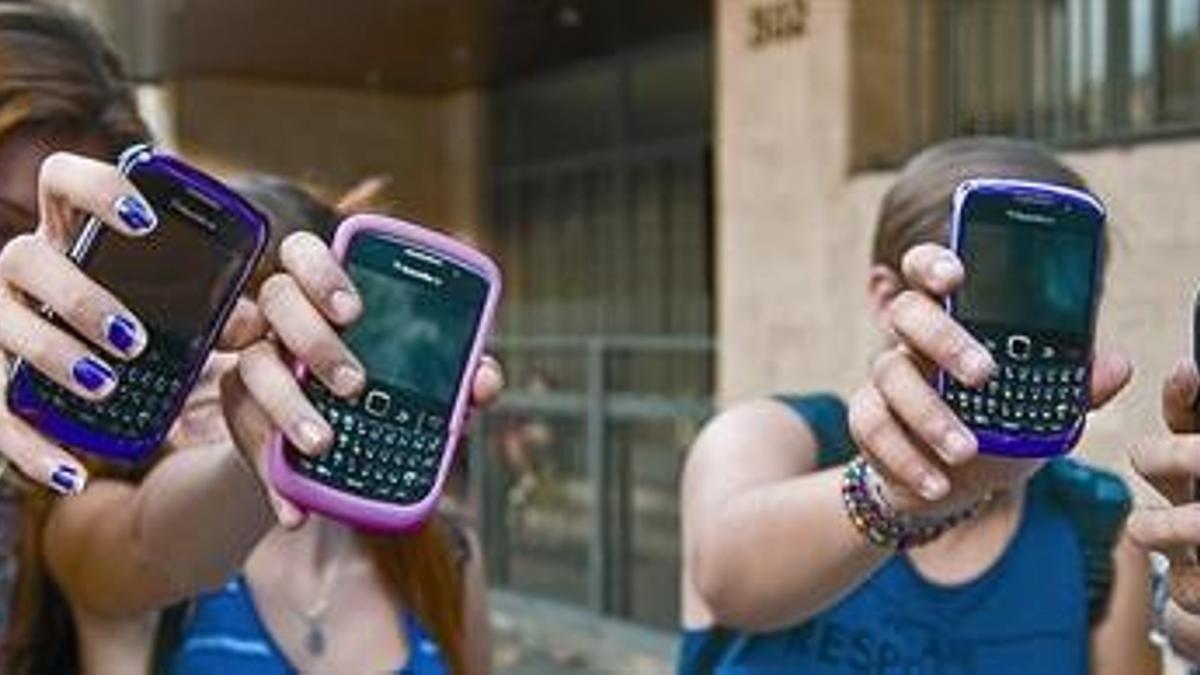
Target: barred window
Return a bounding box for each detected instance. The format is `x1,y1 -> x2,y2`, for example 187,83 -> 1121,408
853,0 -> 1200,168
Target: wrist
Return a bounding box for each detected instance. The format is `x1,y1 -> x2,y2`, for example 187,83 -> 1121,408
842,456 -> 990,550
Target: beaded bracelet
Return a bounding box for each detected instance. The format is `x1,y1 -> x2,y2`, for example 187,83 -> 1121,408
841,456 -> 990,550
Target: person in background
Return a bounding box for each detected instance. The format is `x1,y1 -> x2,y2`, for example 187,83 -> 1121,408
678,137 -> 1160,674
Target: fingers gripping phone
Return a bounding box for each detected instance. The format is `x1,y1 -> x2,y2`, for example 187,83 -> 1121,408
268,215 -> 501,532
8,146 -> 268,462
939,178 -> 1105,458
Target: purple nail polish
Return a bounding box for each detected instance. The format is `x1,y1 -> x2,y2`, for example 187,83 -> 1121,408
72,356 -> 115,392
113,195 -> 157,232
49,465 -> 80,495
104,314 -> 142,354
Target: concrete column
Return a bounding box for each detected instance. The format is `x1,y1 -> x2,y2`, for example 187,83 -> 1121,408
716,0 -> 879,405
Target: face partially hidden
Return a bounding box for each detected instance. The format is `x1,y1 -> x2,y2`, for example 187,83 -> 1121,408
0,127 -> 109,245
0,129 -> 239,451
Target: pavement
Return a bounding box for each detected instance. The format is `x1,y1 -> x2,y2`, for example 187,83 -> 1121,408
490,590 -> 677,674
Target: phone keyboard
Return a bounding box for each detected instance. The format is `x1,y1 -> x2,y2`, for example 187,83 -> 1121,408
292,383 -> 447,505
944,361 -> 1087,436
28,343 -> 185,439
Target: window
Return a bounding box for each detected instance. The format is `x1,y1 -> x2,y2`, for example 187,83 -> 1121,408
853,0 -> 1200,168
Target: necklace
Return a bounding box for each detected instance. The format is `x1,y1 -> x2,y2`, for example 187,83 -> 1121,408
292,543 -> 346,658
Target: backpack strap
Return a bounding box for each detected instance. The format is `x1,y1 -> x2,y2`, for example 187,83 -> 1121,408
773,393 -> 854,469
1036,458 -> 1132,626
149,601 -> 192,674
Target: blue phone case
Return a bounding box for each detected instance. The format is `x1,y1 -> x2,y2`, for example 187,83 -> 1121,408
939,178 -> 1105,458
6,146 -> 267,462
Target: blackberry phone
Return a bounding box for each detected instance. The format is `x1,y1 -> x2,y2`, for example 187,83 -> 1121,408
939,178 -> 1104,458
269,214 -> 500,532
8,146 -> 267,462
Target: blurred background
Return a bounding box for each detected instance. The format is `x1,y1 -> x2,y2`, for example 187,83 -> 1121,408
54,0 -> 1200,672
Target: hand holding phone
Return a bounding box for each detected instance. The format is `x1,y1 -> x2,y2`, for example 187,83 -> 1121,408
231,217 -> 501,532
939,179 -> 1105,458
852,239 -> 1130,513
6,146 -> 268,464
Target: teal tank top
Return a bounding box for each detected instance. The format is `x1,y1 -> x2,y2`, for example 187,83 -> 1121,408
679,393 -> 1130,675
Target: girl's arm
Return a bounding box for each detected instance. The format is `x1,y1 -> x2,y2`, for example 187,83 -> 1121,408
43,442 -> 276,617
1090,533 -> 1161,675
683,244 -> 1131,633
681,398 -> 889,631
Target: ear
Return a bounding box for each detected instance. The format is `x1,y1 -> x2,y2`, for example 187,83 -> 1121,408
867,264 -> 903,328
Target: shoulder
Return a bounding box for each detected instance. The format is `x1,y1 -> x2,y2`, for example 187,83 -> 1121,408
685,397 -> 820,478
1035,458 -> 1132,522
683,394 -> 847,505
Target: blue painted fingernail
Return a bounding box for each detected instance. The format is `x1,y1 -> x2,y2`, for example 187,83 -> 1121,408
72,356 -> 115,392
113,194 -> 157,232
49,465 -> 82,495
104,314 -> 143,355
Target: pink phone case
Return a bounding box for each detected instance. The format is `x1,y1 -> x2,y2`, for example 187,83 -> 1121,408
267,214 -> 501,532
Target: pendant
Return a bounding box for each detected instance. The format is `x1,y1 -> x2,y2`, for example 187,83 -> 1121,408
306,624 -> 326,656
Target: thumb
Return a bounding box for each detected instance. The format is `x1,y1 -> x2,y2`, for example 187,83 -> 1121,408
1089,348 -> 1133,410
268,488 -> 308,529
1163,357 -> 1200,434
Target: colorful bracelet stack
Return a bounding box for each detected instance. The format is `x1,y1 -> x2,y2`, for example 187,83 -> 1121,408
841,456 -> 990,550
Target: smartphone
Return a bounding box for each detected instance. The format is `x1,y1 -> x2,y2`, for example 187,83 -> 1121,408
939,178 -> 1105,458
268,214 -> 501,532
8,146 -> 268,462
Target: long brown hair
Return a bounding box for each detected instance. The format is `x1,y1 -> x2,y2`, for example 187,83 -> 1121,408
872,136 -> 1090,272
0,0 -> 146,155
0,2 -> 149,673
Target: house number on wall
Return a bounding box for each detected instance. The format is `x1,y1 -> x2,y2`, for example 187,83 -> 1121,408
748,0 -> 808,49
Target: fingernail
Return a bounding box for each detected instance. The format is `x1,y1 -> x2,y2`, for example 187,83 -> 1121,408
332,364 -> 365,395
113,194 -> 157,232
329,289 -> 361,322
48,464 -> 85,495
918,472 -> 948,500
932,258 -> 959,283
104,314 -> 145,355
942,429 -> 976,462
959,349 -> 994,382
294,419 -> 331,453
72,356 -> 116,393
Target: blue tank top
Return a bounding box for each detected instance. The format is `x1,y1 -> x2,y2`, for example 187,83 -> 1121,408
679,394 -> 1128,675
167,576 -> 448,675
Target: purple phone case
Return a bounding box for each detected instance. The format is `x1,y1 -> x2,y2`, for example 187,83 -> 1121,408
939,178 -> 1105,458
267,214 -> 502,533
7,146 -> 268,462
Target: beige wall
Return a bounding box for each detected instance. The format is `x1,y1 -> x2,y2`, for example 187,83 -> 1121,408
170,79 -> 487,243
716,0 -> 1200,478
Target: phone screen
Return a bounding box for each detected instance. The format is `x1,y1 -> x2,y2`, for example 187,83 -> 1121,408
86,170 -> 256,362
344,234 -> 488,414
10,158 -> 264,455
957,198 -> 1099,338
